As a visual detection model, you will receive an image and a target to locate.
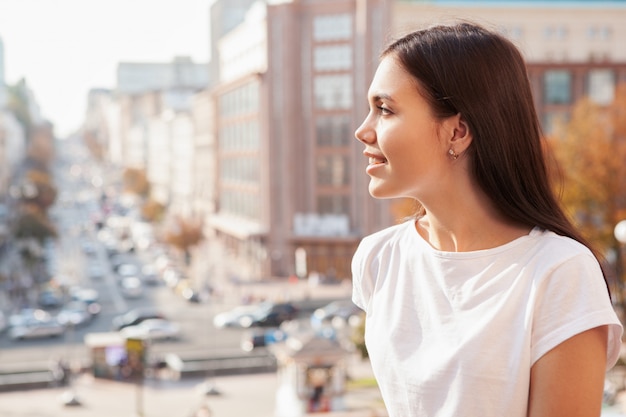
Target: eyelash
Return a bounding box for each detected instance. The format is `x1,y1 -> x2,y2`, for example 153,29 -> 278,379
375,105 -> 392,115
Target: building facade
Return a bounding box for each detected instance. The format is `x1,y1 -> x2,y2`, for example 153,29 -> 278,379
207,0 -> 389,281
391,1 -> 626,134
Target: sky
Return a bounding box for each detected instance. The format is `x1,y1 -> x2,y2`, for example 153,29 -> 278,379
0,0 -> 213,137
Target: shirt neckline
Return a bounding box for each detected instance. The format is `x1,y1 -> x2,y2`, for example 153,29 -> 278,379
407,220 -> 541,259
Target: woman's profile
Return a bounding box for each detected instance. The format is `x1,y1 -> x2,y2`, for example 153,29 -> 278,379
352,21 -> 623,417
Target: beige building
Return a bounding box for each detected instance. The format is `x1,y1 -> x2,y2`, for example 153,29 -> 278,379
391,1 -> 626,133
206,0 -> 388,281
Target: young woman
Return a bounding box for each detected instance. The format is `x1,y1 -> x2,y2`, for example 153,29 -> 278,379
352,22 -> 622,417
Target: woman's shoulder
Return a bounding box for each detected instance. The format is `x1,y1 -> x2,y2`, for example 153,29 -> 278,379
529,228 -> 595,259
359,220 -> 413,246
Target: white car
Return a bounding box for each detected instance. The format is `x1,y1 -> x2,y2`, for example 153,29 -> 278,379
56,301 -> 93,327
120,276 -> 143,298
9,318 -> 65,340
120,319 -> 181,341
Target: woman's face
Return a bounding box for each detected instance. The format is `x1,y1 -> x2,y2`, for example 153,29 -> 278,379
355,55 -> 448,201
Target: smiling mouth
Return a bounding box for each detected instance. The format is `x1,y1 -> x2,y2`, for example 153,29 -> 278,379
368,157 -> 387,165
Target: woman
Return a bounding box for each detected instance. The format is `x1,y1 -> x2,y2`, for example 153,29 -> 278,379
352,22 -> 622,417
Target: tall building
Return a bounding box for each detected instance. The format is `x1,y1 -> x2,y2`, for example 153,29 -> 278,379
208,0 -> 389,281
390,1 -> 626,134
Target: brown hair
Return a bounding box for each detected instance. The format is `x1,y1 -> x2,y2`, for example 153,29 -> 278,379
383,22 -> 610,292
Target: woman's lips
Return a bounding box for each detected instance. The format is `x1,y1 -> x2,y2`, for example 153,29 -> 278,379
368,157 -> 387,166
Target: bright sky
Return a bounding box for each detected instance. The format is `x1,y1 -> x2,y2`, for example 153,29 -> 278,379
0,0 -> 213,137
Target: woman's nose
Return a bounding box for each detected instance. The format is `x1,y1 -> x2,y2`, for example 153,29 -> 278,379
355,117 -> 375,144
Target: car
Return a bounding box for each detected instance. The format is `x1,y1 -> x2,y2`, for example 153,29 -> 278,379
120,276 -> 143,298
9,308 -> 52,327
0,311 -> 7,333
9,317 -> 65,340
56,301 -> 93,327
310,299 -> 363,329
120,319 -> 181,341
112,308 -> 166,331
37,289 -> 64,309
213,302 -> 299,329
240,328 -> 287,352
70,287 -> 102,314
117,263 -> 140,278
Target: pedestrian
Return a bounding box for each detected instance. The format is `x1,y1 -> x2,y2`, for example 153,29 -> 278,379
352,21 -> 623,417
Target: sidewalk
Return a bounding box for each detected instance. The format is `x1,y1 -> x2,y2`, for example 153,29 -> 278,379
0,354 -> 386,417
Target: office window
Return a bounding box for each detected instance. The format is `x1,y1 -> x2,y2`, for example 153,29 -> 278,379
544,70 -> 571,104
316,115 -> 351,147
314,75 -> 352,109
313,14 -> 352,41
316,155 -> 349,187
314,45 -> 352,71
317,195 -> 350,215
588,69 -> 615,105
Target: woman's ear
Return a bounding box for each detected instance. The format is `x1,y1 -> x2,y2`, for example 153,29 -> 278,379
446,113 -> 472,153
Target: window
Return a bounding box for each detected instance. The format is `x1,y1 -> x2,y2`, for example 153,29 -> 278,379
316,115 -> 351,147
544,70 -> 571,104
316,155 -> 349,186
314,45 -> 352,71
588,69 -> 615,105
317,195 -> 350,215
314,75 -> 352,109
313,14 -> 352,41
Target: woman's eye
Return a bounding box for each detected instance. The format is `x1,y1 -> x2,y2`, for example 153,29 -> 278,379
376,105 -> 392,115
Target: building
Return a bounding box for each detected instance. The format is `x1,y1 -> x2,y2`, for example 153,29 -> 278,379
390,1 -> 626,134
206,0 -> 389,282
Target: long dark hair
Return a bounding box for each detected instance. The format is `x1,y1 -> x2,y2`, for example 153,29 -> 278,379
383,22 -> 610,293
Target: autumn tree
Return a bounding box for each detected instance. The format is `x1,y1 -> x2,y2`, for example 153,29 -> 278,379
549,84 -> 626,296
162,215 -> 204,265
123,167 -> 150,197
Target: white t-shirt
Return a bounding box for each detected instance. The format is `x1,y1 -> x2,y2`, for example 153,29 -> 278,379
352,221 -> 623,417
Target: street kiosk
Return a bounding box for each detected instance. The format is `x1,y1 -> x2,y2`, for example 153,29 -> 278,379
272,333 -> 349,415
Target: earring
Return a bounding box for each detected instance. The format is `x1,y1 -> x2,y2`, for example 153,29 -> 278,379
448,148 -> 458,160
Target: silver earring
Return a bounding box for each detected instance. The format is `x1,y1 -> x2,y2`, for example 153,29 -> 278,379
448,148 -> 458,160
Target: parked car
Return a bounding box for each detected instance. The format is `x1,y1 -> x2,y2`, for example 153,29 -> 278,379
9,317 -> 65,340
240,328 -> 287,352
112,307 -> 166,331
310,299 -> 363,329
120,319 -> 181,341
120,276 -> 143,298
69,287 -> 102,315
213,302 -> 299,329
56,301 -> 93,327
9,308 -> 52,327
37,289 -> 64,309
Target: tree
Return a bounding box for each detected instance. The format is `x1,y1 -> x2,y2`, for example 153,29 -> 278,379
123,168 -> 150,197
162,216 -> 204,265
548,84 -> 626,298
12,204 -> 57,242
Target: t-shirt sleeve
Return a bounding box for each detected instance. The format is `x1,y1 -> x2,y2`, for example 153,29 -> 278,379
352,236 -> 380,313
531,252 -> 623,370
351,240 -> 368,311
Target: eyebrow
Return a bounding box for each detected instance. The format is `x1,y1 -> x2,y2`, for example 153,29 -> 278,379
371,93 -> 395,103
